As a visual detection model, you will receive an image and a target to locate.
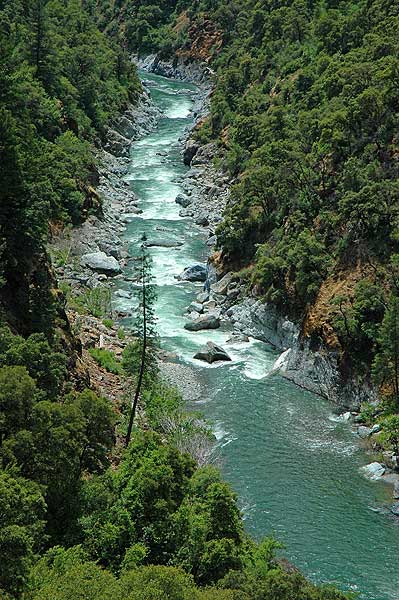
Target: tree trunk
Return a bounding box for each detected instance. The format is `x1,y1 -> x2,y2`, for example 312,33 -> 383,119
125,269 -> 147,447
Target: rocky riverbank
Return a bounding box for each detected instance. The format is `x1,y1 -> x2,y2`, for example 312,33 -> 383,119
49,86 -> 162,400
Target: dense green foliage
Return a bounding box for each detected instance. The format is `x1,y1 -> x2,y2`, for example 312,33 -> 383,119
0,326 -> 116,594
0,0 -> 140,332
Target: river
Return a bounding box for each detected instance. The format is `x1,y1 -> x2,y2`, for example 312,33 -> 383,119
114,71 -> 399,600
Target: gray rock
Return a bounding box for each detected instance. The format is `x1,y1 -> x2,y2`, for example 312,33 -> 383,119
341,411 -> 352,422
370,424 -> 381,434
179,208 -> 194,218
227,288 -> 240,300
203,300 -> 217,312
195,214 -> 209,226
80,252 -> 121,275
226,333 -> 250,344
104,128 -> 131,157
115,289 -> 131,299
184,314 -> 220,331
194,341 -> 232,364
358,426 -> 373,439
393,482 -> 399,499
196,291 -> 209,303
98,240 -> 122,260
211,272 -> 235,295
361,462 -> 385,480
207,235 -> 217,247
175,194 -> 191,208
183,139 -> 200,165
179,264 -> 207,282
145,238 -> 183,248
188,302 -> 204,314
390,502 -> 399,517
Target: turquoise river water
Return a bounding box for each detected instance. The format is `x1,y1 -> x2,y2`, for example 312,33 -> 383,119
114,71 -> 399,599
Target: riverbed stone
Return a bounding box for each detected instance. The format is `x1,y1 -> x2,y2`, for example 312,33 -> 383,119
390,502 -> 399,516
184,314 -> 220,331
196,291 -> 209,303
361,462 -> 385,480
183,139 -> 200,165
80,251 -> 121,275
175,193 -> 191,208
194,341 -> 232,364
115,289 -> 131,299
226,333 -> 250,344
203,299 -> 217,312
195,214 -> 209,226
178,264 -> 207,282
357,426 -> 373,438
370,424 -> 381,434
188,302 -> 204,314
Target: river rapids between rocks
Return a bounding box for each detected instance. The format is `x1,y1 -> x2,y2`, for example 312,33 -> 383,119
113,71 -> 399,600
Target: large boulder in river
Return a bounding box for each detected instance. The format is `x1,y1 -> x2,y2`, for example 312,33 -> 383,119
179,264 -> 207,282
80,251 -> 121,275
184,314 -> 220,331
194,341 -> 232,364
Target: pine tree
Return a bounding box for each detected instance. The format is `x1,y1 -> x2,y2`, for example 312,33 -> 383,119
125,234 -> 158,446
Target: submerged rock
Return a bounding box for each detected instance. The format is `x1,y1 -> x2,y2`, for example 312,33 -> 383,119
145,238 -> 183,248
390,502 -> 399,517
80,252 -> 121,275
184,314 -> 220,331
194,341 -> 232,364
178,264 -> 207,282
115,289 -> 131,299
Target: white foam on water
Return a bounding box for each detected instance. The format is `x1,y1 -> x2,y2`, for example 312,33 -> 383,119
164,100 -> 192,119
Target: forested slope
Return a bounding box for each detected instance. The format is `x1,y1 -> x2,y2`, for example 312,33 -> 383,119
107,0 -> 399,410
0,0 -> 139,334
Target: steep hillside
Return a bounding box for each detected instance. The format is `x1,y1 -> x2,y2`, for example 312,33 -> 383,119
0,0 -> 140,335
138,0 -> 399,413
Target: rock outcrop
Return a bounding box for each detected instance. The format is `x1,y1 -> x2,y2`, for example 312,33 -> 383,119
194,341 -> 232,363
